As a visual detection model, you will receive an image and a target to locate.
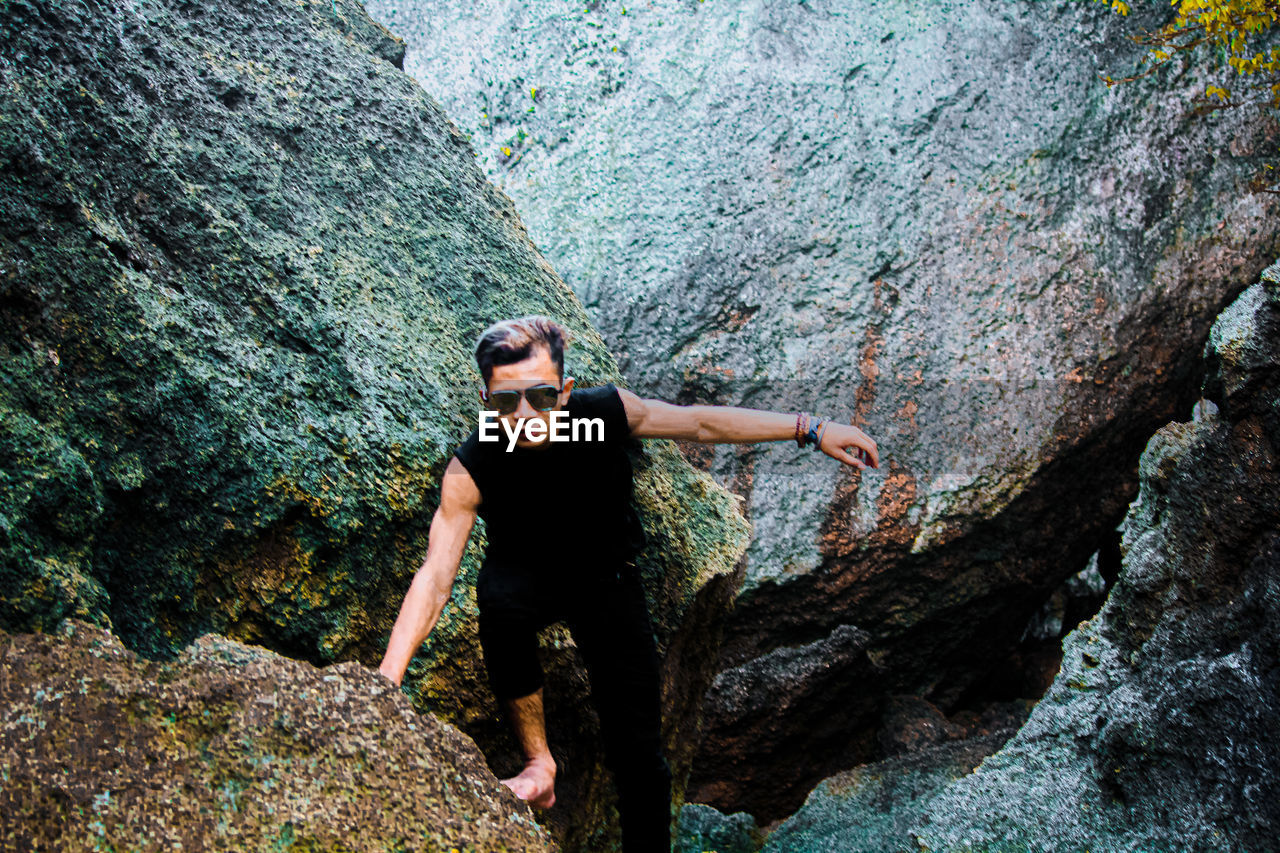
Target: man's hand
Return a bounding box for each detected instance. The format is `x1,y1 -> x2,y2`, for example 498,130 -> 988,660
378,663 -> 402,687
819,422 -> 879,469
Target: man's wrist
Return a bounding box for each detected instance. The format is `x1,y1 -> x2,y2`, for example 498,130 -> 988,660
794,411 -> 809,447
795,412 -> 830,449
815,420 -> 829,448
805,416 -> 825,449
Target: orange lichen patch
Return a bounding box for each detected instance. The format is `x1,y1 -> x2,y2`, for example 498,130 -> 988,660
853,327 -> 883,429
674,438 -> 716,472
852,279 -> 891,428
869,463 -> 920,550
684,361 -> 738,383
817,458 -> 921,579
858,336 -> 882,384
817,463 -> 864,563
716,303 -> 759,333
895,399 -> 919,434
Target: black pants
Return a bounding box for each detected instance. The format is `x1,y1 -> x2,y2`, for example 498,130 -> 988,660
476,558 -> 672,853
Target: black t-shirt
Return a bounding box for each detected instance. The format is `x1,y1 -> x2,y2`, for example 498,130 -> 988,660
452,382 -> 647,569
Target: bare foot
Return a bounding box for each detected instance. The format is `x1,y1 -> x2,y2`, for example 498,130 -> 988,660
500,757 -> 556,809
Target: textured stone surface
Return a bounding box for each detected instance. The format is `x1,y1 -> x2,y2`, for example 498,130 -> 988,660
907,267 -> 1280,851
0,0 -> 750,848
763,734 -> 1014,853
0,618 -> 555,852
366,0 -> 1280,816
679,695 -> 1031,853
743,267 -> 1280,849
675,803 -> 765,853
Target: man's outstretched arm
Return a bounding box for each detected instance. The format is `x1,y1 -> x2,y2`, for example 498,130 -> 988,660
616,387 -> 879,470
379,456 -> 481,686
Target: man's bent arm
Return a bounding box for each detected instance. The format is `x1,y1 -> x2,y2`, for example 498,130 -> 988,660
379,456 -> 481,686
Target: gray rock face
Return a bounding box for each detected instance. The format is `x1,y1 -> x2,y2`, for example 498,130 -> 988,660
716,262 -> 1280,851
672,698 -> 1028,853
907,266 -> 1280,851
0,619 -> 556,852
675,803 -> 764,853
365,0 -> 1280,816
762,734 -> 1015,853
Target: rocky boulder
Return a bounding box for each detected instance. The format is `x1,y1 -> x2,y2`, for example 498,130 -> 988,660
911,263 -> 1280,851
364,0 -> 1280,816
761,734 -> 1015,853
676,803 -> 765,853
0,0 -> 750,848
746,263 -> 1280,850
0,618 -> 555,852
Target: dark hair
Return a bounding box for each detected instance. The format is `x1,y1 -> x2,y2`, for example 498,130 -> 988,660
474,315 -> 569,386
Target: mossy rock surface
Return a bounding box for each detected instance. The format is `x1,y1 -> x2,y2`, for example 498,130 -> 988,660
0,0 -> 750,849
0,618 -> 557,852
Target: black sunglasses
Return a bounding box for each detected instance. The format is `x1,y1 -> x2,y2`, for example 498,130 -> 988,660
481,381 -> 565,415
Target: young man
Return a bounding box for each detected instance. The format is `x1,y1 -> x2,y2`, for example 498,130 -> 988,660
379,316 -> 878,852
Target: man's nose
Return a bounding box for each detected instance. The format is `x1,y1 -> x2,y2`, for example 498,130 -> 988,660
514,395 -> 539,418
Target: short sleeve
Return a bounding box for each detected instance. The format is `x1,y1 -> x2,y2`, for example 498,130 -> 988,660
567,382 -> 632,446
451,430 -> 486,493
591,382 -> 631,445
601,382 -> 632,444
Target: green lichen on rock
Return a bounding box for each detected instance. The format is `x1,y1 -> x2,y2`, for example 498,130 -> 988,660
0,618 -> 556,852
0,0 -> 583,660
675,803 -> 765,853
0,0 -> 750,848
761,735 -> 1013,853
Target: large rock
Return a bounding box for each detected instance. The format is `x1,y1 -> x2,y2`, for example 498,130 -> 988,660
364,0 -> 1280,816
0,0 -> 750,849
0,618 -> 555,852
907,265 -> 1280,851
707,262 -> 1280,852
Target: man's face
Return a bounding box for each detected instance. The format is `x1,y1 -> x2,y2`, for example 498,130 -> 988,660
482,346 -> 574,449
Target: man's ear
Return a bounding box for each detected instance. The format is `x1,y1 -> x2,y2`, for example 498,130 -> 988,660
561,375 -> 575,397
